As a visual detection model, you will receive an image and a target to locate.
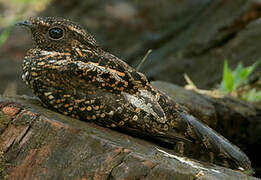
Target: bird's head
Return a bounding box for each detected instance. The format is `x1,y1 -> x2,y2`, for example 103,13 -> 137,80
16,17 -> 98,52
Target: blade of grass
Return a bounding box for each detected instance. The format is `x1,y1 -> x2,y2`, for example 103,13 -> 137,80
221,60 -> 234,93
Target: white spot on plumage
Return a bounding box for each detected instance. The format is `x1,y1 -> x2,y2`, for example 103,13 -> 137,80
123,92 -> 161,120
44,92 -> 53,96
122,89 -> 167,123
40,50 -> 54,55
22,71 -> 29,81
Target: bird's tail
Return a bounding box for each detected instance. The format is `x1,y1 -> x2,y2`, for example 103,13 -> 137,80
179,112 -> 252,173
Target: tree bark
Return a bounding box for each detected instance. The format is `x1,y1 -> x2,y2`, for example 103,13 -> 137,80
0,90 -> 260,180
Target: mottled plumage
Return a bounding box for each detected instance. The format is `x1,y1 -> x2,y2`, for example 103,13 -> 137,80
18,17 -> 252,173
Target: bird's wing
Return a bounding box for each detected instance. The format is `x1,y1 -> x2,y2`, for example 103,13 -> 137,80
64,49 -> 151,95
67,59 -> 148,95
30,53 -> 252,172
35,55 -> 192,141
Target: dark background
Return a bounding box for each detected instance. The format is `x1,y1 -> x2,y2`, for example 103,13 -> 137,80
1,0 -> 261,95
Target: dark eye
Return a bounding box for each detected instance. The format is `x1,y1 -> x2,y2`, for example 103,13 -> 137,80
48,27 -> 64,40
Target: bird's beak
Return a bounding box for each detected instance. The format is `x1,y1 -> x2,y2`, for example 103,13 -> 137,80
15,20 -> 32,27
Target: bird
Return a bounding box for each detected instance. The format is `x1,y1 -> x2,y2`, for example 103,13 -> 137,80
17,17 -> 252,173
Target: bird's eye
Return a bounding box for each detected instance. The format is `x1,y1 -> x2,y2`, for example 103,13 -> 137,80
48,27 -> 64,40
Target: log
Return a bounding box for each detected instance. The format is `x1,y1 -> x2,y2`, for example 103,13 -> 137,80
0,92 -> 259,180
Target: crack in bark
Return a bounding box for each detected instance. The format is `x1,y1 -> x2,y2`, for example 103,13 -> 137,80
17,126 -> 31,145
14,125 -> 32,159
106,150 -> 131,180
142,163 -> 159,179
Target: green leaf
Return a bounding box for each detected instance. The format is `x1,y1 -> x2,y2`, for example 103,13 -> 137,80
242,88 -> 261,102
233,63 -> 243,90
221,60 -> 235,93
220,60 -> 261,94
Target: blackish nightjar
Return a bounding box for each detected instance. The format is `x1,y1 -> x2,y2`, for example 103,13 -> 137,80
17,17 -> 252,173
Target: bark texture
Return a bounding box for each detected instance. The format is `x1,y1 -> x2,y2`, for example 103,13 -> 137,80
0,92 -> 260,180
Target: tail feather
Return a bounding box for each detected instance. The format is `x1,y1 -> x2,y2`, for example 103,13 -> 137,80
179,112 -> 252,171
